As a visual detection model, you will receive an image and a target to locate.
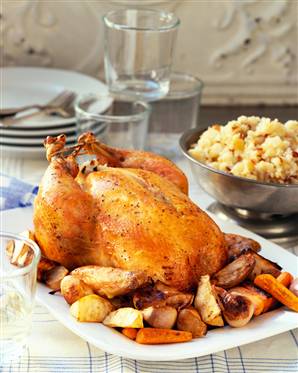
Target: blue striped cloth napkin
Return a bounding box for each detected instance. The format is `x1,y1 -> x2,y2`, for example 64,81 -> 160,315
0,173 -> 38,211
0,173 -> 297,373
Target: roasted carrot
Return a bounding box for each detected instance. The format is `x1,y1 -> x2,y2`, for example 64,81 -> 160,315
276,272 -> 294,287
264,272 -> 294,312
122,328 -> 138,340
136,328 -> 192,344
254,274 -> 298,312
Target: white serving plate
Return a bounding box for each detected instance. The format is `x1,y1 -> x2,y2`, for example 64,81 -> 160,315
1,206 -> 297,361
1,67 -> 112,128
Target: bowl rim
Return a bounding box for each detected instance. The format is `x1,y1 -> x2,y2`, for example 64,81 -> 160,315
179,128 -> 298,189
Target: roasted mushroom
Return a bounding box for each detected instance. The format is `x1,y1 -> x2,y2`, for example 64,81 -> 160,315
142,306 -> 177,329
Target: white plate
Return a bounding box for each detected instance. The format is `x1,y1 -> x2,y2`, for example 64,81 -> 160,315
1,206 -> 297,361
0,126 -> 108,159
0,125 -> 107,146
0,124 -> 76,137
1,67 -> 112,128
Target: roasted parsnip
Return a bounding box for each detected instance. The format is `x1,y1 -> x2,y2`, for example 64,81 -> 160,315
194,275 -> 224,326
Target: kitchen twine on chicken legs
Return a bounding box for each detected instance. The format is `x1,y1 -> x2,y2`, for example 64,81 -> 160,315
0,172 -> 297,373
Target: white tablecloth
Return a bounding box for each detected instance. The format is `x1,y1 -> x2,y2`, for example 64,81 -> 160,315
1,133 -> 297,372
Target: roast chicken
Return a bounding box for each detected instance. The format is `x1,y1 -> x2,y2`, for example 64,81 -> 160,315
33,133 -> 227,290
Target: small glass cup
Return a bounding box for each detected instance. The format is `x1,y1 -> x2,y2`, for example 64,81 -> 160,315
75,94 -> 151,149
103,8 -> 180,101
0,232 -> 40,362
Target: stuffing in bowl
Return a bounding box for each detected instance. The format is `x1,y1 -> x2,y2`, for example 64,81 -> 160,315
189,116 -> 298,185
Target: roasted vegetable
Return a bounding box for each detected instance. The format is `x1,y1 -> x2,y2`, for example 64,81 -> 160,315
37,257 -> 57,282
122,328 -> 138,340
133,282 -> 193,311
71,266 -> 149,299
248,252 -> 281,281
194,275 -> 224,326
254,274 -> 298,312
70,294 -> 113,322
230,283 -> 271,316
142,306 -> 177,329
43,265 -> 69,290
214,286 -> 254,327
61,275 -> 94,305
254,272 -> 293,312
212,252 -> 255,288
224,233 -> 261,261
135,328 -> 192,344
177,307 -> 207,337
103,308 -> 144,328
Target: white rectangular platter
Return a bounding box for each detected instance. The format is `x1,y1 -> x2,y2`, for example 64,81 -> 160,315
2,206 -> 297,361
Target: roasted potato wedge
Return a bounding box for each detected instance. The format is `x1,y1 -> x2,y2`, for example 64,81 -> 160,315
71,266 -> 149,299
194,275 -> 224,326
103,307 -> 144,328
142,306 -> 177,329
70,294 -> 113,322
212,252 -> 255,289
44,265 -> 69,290
248,251 -> 281,281
214,286 -> 254,327
61,275 -> 94,305
224,233 -> 261,261
177,307 -> 207,338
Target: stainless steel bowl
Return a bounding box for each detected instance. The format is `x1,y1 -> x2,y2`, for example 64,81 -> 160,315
179,128 -> 298,216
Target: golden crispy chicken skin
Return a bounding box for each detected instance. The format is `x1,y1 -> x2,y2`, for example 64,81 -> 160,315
34,133 -> 227,290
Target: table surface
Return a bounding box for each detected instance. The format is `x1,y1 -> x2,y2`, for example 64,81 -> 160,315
1,132 -> 297,373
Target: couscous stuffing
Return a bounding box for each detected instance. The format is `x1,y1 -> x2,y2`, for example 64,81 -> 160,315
189,116 -> 298,184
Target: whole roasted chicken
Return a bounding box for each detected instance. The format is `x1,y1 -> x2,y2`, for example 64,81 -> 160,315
34,133 -> 227,290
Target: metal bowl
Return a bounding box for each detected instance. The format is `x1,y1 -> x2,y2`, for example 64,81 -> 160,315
179,128 -> 298,216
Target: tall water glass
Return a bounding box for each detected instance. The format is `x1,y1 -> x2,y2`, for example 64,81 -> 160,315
0,232 -> 40,362
103,9 -> 180,101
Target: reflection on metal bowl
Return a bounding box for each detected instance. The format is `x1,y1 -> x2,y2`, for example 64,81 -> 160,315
179,128 -> 298,245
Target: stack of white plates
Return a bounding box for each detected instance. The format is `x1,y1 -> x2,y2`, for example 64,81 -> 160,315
1,67 -> 112,159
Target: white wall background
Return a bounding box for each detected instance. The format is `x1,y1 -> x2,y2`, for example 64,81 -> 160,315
1,0 -> 298,104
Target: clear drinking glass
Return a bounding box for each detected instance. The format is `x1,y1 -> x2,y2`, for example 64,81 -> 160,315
75,94 -> 151,149
103,8 -> 180,101
0,232 -> 40,362
148,72 -> 204,158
